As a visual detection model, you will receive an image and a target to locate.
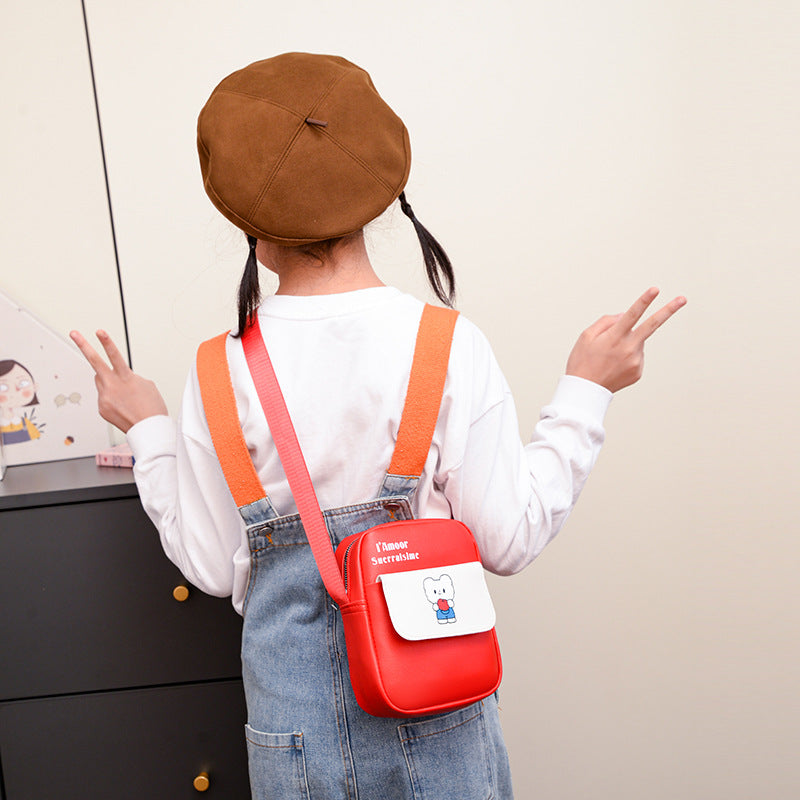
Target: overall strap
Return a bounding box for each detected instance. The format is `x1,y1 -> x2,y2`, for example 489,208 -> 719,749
387,304 -> 459,478
195,304 -> 458,507
196,332 -> 272,517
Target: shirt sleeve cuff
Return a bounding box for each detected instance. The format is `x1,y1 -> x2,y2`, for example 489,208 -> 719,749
126,415 -> 178,461
548,375 -> 613,424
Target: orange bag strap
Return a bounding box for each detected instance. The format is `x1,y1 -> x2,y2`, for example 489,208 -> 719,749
387,304 -> 459,478
196,332 -> 266,509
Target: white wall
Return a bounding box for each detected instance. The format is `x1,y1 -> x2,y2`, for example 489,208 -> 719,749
3,1 -> 799,797
0,2 -> 124,353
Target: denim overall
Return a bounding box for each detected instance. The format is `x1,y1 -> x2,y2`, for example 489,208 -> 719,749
196,309 -> 514,799
237,474 -> 514,800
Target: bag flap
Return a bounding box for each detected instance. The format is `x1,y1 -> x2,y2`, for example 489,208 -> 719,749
378,561 -> 496,641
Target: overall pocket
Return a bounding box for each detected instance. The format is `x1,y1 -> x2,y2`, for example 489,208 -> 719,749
245,725 -> 310,799
398,703 -> 495,800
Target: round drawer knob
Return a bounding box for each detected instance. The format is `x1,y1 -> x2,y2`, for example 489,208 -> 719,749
173,585 -> 190,602
193,771 -> 210,792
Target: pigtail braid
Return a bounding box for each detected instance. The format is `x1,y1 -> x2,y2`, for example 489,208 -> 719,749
234,235 -> 261,338
399,192 -> 456,307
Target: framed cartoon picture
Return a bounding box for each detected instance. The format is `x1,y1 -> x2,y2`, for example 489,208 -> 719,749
0,290 -> 110,468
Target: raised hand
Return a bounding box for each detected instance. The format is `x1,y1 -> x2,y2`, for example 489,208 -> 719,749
69,329 -> 168,433
565,287 -> 687,393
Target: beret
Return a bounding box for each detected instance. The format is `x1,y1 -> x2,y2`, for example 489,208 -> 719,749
197,52 -> 411,245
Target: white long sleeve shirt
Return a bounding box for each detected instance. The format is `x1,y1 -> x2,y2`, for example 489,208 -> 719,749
127,287 -> 611,615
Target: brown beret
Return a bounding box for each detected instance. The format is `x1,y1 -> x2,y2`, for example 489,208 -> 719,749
197,52 -> 411,246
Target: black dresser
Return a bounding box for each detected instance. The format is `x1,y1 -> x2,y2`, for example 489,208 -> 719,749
0,458 -> 249,798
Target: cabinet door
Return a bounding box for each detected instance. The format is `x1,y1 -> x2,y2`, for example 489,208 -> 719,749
0,497 -> 242,700
0,680 -> 249,799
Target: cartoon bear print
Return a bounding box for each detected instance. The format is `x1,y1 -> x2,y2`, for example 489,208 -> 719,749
423,574 -> 456,624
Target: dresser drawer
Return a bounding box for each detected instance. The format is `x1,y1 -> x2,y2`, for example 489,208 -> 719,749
0,679 -> 249,799
0,497 -> 242,700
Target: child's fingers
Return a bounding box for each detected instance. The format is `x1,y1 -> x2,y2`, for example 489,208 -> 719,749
70,330 -> 110,375
615,287 -> 660,333
96,330 -> 130,373
635,296 -> 687,342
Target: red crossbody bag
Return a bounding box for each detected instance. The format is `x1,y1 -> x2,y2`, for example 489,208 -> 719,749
197,304 -> 502,717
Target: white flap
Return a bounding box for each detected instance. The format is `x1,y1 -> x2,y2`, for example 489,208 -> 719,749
377,561 -> 496,641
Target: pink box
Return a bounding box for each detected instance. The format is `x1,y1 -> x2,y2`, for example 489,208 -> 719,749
95,443 -> 135,468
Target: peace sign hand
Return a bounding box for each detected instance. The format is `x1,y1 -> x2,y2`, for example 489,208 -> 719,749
565,288 -> 687,393
69,329 -> 168,433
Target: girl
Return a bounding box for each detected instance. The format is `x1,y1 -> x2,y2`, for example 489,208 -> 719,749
72,53 -> 685,799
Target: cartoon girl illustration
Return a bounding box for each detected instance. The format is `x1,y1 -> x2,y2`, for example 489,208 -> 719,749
0,360 -> 44,445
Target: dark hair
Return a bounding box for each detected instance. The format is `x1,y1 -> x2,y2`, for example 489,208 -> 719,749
233,195 -> 456,335
233,235 -> 261,338
233,235 -> 350,337
398,192 -> 456,308
0,360 -> 39,406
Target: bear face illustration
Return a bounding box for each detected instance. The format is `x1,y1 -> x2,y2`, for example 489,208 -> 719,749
423,574 -> 456,624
